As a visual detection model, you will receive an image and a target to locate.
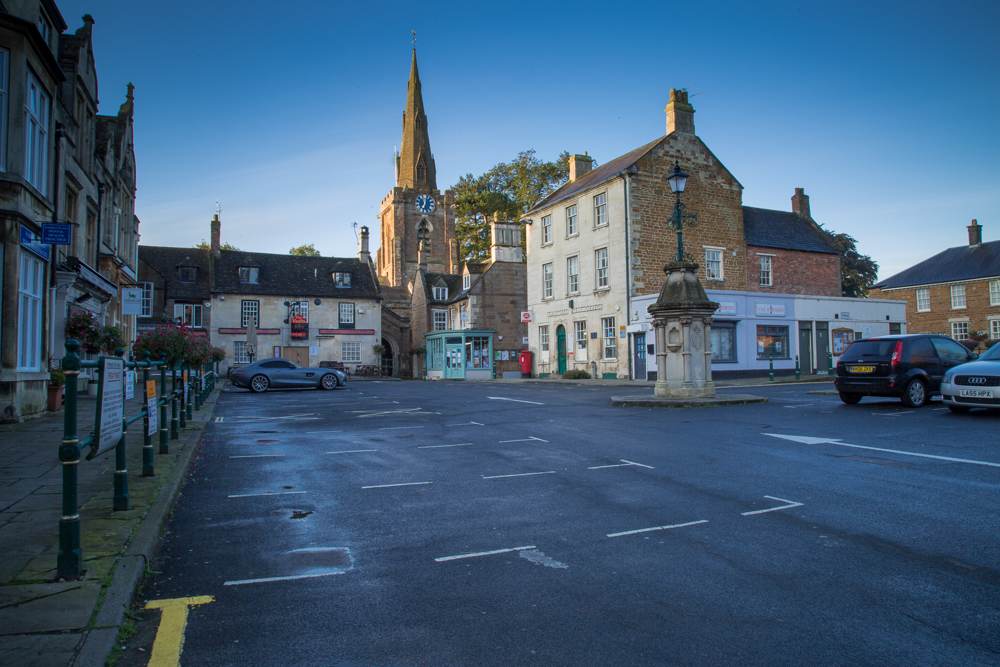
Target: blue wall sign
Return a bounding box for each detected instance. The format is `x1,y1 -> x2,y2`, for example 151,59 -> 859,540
19,225 -> 51,261
41,223 -> 72,245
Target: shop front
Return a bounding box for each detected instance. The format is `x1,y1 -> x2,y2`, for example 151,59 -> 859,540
424,329 -> 495,380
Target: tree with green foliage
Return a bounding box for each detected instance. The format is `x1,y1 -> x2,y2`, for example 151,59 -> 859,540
819,230 -> 879,298
289,243 -> 321,256
195,239 -> 241,251
451,150 -> 575,263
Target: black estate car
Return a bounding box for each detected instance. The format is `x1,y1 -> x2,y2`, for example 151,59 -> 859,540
834,334 -> 974,407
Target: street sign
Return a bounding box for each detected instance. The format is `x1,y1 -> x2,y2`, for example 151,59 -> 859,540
125,370 -> 135,399
520,311 -> 532,323
146,380 -> 158,436
41,222 -> 72,245
121,287 -> 144,315
91,358 -> 124,459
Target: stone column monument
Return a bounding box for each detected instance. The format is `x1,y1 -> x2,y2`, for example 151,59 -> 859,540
648,261 -> 720,398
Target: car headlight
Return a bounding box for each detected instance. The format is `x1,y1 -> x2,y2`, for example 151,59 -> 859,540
942,370 -> 955,384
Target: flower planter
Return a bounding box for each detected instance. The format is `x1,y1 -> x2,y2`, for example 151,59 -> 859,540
47,385 -> 64,411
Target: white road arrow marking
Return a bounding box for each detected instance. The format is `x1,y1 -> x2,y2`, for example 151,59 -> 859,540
764,433 -> 1000,468
487,397 -> 545,405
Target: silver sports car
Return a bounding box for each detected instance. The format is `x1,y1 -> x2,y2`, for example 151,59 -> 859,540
229,358 -> 347,393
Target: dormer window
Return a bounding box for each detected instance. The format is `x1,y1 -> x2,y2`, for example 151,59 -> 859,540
463,275 -> 471,290
179,267 -> 197,283
239,267 -> 259,284
333,272 -> 351,287
433,286 -> 447,300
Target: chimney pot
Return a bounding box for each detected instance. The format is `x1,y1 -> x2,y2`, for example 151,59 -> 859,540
359,225 -> 371,261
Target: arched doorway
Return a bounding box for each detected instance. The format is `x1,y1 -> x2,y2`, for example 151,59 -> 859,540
556,325 -> 567,375
380,337 -> 395,377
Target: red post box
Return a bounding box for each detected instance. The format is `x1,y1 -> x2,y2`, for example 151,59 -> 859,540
518,350 -> 532,378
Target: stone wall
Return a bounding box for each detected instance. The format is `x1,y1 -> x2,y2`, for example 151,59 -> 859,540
872,278 -> 1000,341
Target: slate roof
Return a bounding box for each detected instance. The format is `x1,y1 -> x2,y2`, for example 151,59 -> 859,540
742,207 -> 840,255
139,246 -> 211,300
874,239 -> 1000,289
527,137 -> 664,214
213,250 -> 380,299
422,272 -> 466,304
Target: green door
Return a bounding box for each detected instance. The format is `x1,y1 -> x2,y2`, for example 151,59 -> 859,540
445,344 -> 464,379
557,325 -> 567,375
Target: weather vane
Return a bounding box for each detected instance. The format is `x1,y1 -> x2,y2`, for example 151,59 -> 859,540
411,30 -> 416,48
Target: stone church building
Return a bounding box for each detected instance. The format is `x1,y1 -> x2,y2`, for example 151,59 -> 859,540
376,51 -> 527,378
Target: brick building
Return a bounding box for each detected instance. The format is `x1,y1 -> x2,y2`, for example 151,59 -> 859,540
524,89 -> 847,379
872,220 -> 999,345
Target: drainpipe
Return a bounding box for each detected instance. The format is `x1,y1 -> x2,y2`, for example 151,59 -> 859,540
619,167 -> 637,380
96,183 -> 105,268
48,125 -> 64,362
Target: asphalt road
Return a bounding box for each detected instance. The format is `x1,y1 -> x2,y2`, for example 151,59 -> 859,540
120,380 -> 1000,667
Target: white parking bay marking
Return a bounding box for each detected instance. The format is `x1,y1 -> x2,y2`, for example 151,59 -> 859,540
362,481 -> 433,489
379,425 -> 426,430
607,519 -> 709,538
741,495 -> 804,516
482,471 -> 556,479
224,572 -> 344,586
588,459 -> 655,470
229,454 -> 285,459
307,430 -> 344,434
446,421 -> 484,426
499,436 -> 549,443
228,491 -> 307,498
764,433 -> 1000,468
435,546 -> 537,562
418,443 -> 473,449
328,449 -> 378,454
873,411 -> 914,417
487,397 -> 545,405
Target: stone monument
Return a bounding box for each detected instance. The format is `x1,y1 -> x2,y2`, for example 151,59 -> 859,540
648,261 -> 720,398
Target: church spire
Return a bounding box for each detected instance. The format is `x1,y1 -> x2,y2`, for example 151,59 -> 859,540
398,49 -> 436,191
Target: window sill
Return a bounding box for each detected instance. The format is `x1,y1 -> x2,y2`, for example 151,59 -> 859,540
916,309 -> 931,313
950,306 -> 967,310
593,287 -> 611,294
565,233 -> 579,239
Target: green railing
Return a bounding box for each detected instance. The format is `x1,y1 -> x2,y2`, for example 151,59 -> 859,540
57,340 -> 214,579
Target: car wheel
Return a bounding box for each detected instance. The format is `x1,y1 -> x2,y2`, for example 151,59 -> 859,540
321,373 -> 338,390
900,378 -> 928,408
839,392 -> 863,405
249,375 -> 269,393
947,404 -> 971,414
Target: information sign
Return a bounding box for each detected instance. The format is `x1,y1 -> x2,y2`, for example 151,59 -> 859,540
125,370 -> 135,399
92,358 -> 125,458
41,222 -> 72,245
146,380 -> 158,436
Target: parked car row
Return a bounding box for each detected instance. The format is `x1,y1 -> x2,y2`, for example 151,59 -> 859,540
229,359 -> 348,393
835,334 -> 999,413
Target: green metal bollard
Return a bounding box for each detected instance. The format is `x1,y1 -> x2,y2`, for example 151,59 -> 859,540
795,355 -> 800,381
113,348 -> 129,511
142,351 -> 154,476
58,340 -> 83,579
159,355 -> 169,453
179,365 -> 188,428
171,367 -> 181,436
828,351 -> 834,375
769,355 -> 774,382
185,364 -> 193,422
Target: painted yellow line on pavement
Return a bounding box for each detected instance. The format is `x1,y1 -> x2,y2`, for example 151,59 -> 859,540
144,596 -> 214,666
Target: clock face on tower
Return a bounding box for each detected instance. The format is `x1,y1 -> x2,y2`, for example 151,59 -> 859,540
415,194 -> 436,214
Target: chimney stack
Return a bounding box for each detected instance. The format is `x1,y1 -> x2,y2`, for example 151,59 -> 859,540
665,88 -> 695,135
968,219 -> 982,246
791,188 -> 811,219
569,153 -> 593,181
359,225 -> 371,262
210,214 -> 221,255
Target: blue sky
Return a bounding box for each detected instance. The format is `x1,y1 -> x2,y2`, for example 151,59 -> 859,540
56,0 -> 999,282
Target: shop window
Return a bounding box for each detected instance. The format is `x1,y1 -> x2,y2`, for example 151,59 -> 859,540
711,323 -> 736,361
464,336 -> 491,369
429,337 -> 444,369
757,325 -> 789,359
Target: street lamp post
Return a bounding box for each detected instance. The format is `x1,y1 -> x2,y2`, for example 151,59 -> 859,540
666,161 -> 698,262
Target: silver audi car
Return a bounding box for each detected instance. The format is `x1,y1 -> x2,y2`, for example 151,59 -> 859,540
229,358 -> 347,393
940,343 -> 1000,413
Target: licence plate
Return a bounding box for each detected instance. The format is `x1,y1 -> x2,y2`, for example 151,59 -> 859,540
850,365 -> 875,373
959,389 -> 993,398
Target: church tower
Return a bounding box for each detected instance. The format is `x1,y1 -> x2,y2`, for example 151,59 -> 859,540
377,50 -> 457,290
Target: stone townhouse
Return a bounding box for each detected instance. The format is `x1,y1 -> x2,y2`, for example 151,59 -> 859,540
138,215 -> 383,376
524,89 -> 891,380
1,4 -> 138,421
373,50 -> 527,378
412,216 -> 527,379
872,220 -> 999,346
